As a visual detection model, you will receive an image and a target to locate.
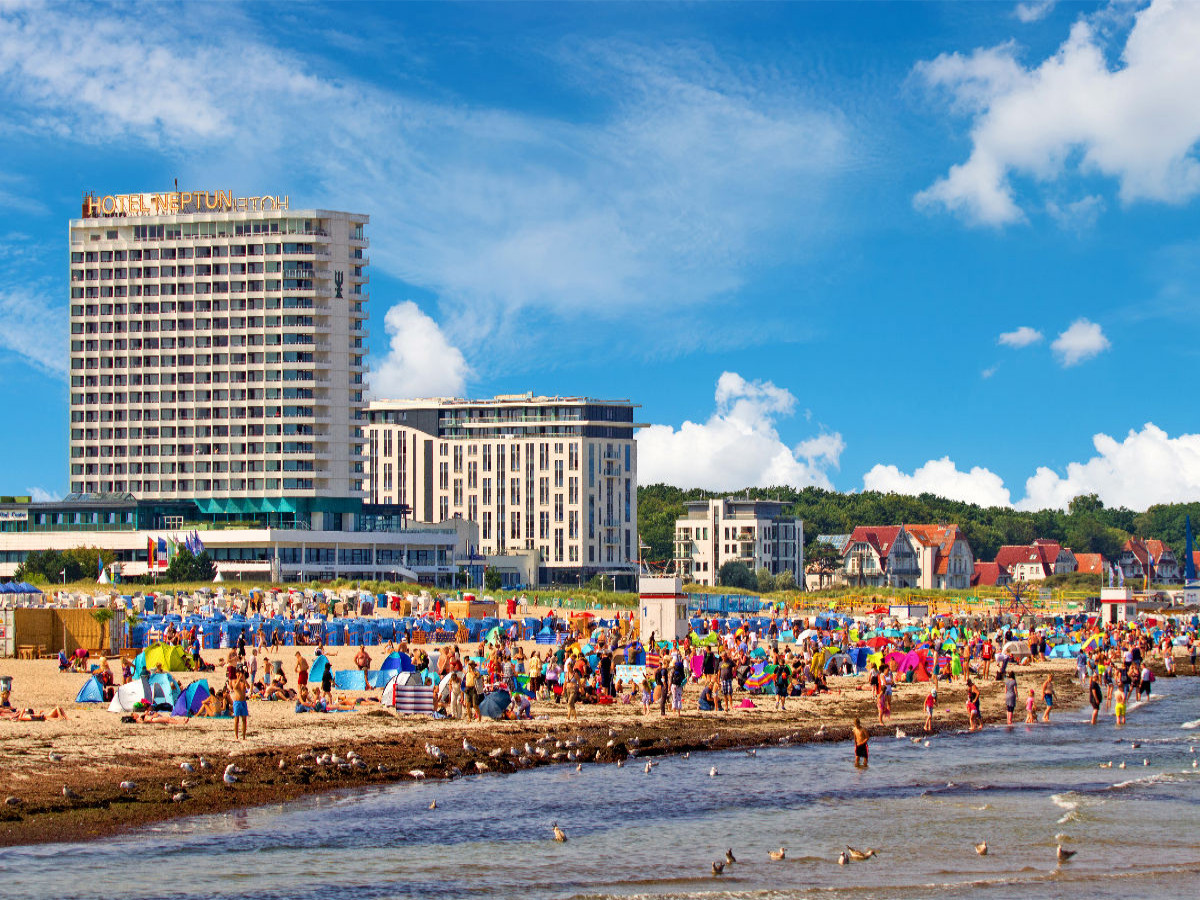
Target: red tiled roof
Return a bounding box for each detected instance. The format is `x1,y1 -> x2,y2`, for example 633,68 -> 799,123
844,526 -> 901,559
1122,538 -> 1151,565
995,539 -> 1062,577
971,561 -> 1006,586
1074,553 -> 1107,575
1143,539 -> 1172,562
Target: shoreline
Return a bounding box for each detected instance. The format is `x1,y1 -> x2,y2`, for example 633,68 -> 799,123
0,656 -> 1141,848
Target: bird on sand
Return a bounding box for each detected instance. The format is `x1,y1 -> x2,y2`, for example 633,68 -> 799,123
180,762 -> 195,773
62,785 -> 79,800
223,771 -> 238,785
768,848 -> 786,861
552,822 -> 567,843
463,739 -> 477,753
119,781 -> 138,792
975,842 -> 988,856
48,752 -> 64,763
846,846 -> 876,861
5,796 -> 23,807
711,861 -> 725,876
1057,845 -> 1076,863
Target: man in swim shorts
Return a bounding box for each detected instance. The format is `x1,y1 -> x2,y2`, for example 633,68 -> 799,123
852,717 -> 869,767
231,670 -> 249,740
1113,684 -> 1126,726
1088,673 -> 1103,725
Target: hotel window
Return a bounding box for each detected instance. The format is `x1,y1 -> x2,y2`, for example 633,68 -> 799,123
482,477 -> 491,505
468,496 -> 477,523
569,510 -> 578,539
383,463 -> 392,492
539,442 -> 549,470
438,497 -> 448,520
568,476 -> 578,504
569,545 -> 578,562
569,442 -> 578,470
453,478 -> 463,506
511,511 -> 521,538
554,528 -> 564,562
482,444 -> 491,472
383,429 -> 392,457
539,511 -> 550,539
509,444 -> 519,469
510,477 -> 520,505
453,445 -> 463,473
554,493 -> 564,522
554,459 -> 564,488
438,462 -> 449,490
467,461 -> 477,489
482,511 -> 491,540
539,477 -> 549,505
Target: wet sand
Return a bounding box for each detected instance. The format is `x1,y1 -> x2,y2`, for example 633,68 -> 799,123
2,649 -> 1162,848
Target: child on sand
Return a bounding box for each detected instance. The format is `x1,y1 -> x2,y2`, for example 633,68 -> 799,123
1025,688 -> 1037,724
923,687 -> 936,732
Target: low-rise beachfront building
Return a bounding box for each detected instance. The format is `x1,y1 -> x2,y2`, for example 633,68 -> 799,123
673,498 -> 803,587
994,539 -> 1076,582
1073,552 -> 1110,580
971,561 -> 1012,588
841,524 -> 971,590
0,494 -> 475,586
905,524 -> 974,590
1118,538 -> 1180,584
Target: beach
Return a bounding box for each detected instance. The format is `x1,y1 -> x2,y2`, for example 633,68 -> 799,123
0,647 -> 1098,848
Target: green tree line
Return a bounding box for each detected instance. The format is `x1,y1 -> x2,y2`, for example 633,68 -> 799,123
638,484 -> 1200,569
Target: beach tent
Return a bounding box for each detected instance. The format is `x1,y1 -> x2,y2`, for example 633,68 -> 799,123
172,679 -> 211,716
1002,640 -> 1032,658
141,642 -> 190,673
334,670 -> 367,690
75,675 -> 106,703
372,651 -> 415,687
109,677 -> 156,712
380,672 -> 435,714
479,688 -> 511,719
308,653 -> 332,685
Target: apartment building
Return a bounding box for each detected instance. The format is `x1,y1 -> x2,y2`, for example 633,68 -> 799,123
673,498 -> 803,587
367,394 -> 643,585
68,189 -> 369,530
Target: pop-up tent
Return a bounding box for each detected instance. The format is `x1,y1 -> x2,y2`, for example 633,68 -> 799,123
135,642 -> 190,675
308,653 -> 332,685
172,679 -> 211,716
75,675 -> 106,703
372,651 -> 415,688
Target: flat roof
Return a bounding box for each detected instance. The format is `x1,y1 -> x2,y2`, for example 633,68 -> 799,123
369,394 -> 639,408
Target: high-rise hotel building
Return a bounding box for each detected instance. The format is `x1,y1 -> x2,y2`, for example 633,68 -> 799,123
367,395 -> 643,583
68,190 -> 369,529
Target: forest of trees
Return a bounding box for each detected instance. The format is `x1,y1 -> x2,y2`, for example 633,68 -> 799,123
637,484 -> 1200,571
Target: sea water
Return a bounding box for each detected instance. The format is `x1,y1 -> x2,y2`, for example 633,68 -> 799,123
7,678 -> 1199,900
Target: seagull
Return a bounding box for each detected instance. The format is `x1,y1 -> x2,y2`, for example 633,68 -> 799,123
225,763 -> 244,776
682,752 -> 690,759
975,842 -> 988,856
4,796 -> 22,807
474,762 -> 489,772
429,800 -> 436,810
62,785 -> 79,799
576,763 -> 583,772
745,749 -> 757,757
181,762 -> 195,773
1056,845 -> 1076,863
837,851 -> 849,866
463,739 -> 477,753
119,780 -> 138,792
199,756 -> 212,770
1099,762 -> 1112,768
1131,742 -> 1141,749
725,849 -> 737,865
552,822 -> 567,843
616,760 -> 624,768
278,759 -> 288,770
1144,759 -> 1150,766
846,846 -> 876,861
172,792 -> 189,803
896,728 -> 907,739
711,861 -> 725,876
489,747 -> 505,758
1118,761 -> 1126,769
48,752 -> 64,763
768,847 -> 787,861
709,766 -> 719,777
924,741 -> 931,748
408,770 -> 426,779
223,772 -> 238,785
182,779 -> 198,789
644,762 -> 653,774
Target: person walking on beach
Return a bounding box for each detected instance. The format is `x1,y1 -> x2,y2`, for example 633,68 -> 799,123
1024,688 -> 1037,724
966,679 -> 982,732
355,645 -> 372,689
852,717 -> 869,767
1088,674 -> 1103,725
1041,673 -> 1055,723
231,670 -> 249,740
923,686 -> 937,732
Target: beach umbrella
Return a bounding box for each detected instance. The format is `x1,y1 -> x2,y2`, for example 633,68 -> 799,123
478,689 -> 511,719
797,629 -> 819,641
866,636 -> 891,649
883,628 -> 902,638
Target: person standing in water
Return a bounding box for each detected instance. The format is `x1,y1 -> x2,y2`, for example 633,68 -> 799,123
852,717 -> 869,767
1113,683 -> 1127,726
1088,673 -> 1103,725
1041,673 -> 1055,723
1004,671 -> 1018,725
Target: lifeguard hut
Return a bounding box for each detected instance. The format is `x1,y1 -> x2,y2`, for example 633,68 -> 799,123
639,576 -> 689,644
1100,587 -> 1137,625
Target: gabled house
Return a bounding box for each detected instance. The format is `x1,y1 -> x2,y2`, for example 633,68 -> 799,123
906,524 -> 974,590
994,539 -> 1077,582
1073,553 -> 1110,579
1119,538 -> 1180,584
841,525 -> 921,588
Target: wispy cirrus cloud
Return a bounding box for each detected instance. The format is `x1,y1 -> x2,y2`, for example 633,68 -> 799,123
998,325 -> 1043,348
0,2 -> 857,382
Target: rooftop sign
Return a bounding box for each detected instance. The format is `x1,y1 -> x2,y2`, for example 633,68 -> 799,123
82,191 -> 290,218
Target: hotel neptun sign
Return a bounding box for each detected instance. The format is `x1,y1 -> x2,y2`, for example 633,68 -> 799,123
81,190 -> 290,218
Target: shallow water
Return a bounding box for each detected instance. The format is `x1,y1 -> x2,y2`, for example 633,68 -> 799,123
8,679 -> 1200,900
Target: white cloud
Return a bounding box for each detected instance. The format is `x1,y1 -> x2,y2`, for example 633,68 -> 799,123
981,366 -> 998,379
26,486 -> 56,503
915,0 -> 1200,225
862,457 -> 1013,507
0,6 -> 854,373
369,301 -> 469,400
1046,193 -> 1105,231
1051,317 -> 1110,366
997,325 -> 1043,348
1021,423 -> 1200,510
638,372 -> 844,490
0,287 -> 65,377
1015,1 -> 1056,24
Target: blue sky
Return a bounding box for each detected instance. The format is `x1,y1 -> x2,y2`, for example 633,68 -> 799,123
2,0 -> 1199,511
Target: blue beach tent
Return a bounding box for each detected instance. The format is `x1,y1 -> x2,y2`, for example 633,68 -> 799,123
172,679 -> 211,716
74,675 -> 105,703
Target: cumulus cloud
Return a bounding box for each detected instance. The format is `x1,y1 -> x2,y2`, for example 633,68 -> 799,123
369,301 -> 469,400
1046,194 -> 1105,231
638,372 -> 844,490
26,486 -> 56,503
862,457 -> 1013,507
1051,318 -> 1110,366
1015,1 -> 1056,24
997,325 -> 1043,348
1021,423 -> 1200,510
914,0 -> 1200,225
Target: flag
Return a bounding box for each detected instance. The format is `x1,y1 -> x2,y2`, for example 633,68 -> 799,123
157,537 -> 168,569
148,537 -> 157,568
98,554 -> 103,576
1117,564 -> 1125,587
1186,515 -> 1196,584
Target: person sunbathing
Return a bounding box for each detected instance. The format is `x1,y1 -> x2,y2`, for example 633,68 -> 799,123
265,675 -> 294,701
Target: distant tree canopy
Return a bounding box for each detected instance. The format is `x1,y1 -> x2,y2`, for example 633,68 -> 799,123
15,547 -> 115,583
718,560 -> 756,591
164,548 -> 215,583
637,483 -> 1199,569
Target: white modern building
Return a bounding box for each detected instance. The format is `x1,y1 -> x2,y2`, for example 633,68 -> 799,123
69,189 -> 369,530
367,394 -> 643,585
673,498 -> 803,587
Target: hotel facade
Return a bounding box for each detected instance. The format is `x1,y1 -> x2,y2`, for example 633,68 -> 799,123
673,498 -> 804,587
69,190 -> 368,530
367,395 -> 643,586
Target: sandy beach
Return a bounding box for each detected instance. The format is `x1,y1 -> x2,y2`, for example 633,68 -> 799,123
0,644 -> 1114,848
